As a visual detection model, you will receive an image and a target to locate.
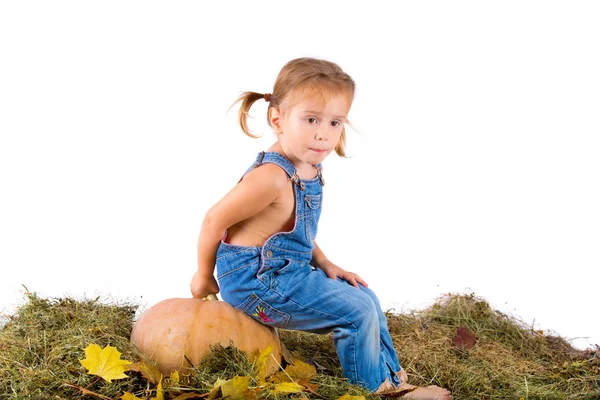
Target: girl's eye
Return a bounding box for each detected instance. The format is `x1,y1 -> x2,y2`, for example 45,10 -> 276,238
331,121 -> 341,127
307,117 -> 318,124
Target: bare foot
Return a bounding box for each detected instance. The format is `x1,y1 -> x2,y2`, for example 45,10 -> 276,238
376,381 -> 452,399
397,384 -> 452,400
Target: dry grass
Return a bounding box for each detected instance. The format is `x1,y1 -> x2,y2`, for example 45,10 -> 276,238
0,290 -> 597,399
0,290 -> 143,398
385,293 -> 599,399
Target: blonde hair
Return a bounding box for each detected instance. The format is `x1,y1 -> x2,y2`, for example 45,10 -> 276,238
229,57 -> 356,157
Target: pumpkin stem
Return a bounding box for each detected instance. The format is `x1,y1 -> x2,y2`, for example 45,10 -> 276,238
202,294 -> 219,301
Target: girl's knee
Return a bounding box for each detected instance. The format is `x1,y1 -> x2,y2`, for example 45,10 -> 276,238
358,285 -> 381,305
353,292 -> 379,326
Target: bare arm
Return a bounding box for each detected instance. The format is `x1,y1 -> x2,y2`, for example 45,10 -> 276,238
191,164 -> 289,298
311,241 -> 329,268
311,241 -> 368,288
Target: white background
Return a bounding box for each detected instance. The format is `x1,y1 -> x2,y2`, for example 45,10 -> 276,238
1,2 -> 598,350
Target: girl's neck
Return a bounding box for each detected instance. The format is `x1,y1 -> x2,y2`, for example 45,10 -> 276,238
267,143 -> 318,180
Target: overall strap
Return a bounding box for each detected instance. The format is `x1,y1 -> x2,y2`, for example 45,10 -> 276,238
243,151 -> 324,190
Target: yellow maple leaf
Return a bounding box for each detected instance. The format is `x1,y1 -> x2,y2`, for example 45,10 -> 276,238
336,394 -> 365,400
272,381 -> 304,394
223,376 -> 250,399
210,376 -> 250,400
254,345 -> 274,383
152,375 -> 164,400
128,359 -> 162,385
285,359 -> 316,380
270,358 -> 316,383
80,344 -> 131,382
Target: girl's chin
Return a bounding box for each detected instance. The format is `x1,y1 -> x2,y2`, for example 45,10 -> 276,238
290,149 -> 328,165
306,153 -> 327,163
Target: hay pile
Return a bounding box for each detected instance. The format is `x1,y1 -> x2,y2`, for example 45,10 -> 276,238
383,293 -> 599,399
0,291 -> 144,398
0,290 -> 597,399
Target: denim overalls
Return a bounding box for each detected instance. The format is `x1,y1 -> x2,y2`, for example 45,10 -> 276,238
215,151 -> 402,391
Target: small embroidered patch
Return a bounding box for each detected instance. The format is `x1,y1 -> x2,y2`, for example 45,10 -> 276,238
253,305 -> 274,323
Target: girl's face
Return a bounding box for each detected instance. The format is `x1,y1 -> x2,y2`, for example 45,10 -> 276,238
270,93 -> 351,168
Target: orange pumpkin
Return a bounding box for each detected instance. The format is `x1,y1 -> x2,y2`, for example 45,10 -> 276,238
130,296 -> 290,376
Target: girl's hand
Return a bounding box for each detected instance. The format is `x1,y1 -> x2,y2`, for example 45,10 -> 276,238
190,270 -> 220,299
317,259 -> 368,288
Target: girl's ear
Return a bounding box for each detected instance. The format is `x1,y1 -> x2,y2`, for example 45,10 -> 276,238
268,107 -> 283,134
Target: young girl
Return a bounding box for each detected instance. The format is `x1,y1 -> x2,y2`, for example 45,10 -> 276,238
190,57 -> 452,399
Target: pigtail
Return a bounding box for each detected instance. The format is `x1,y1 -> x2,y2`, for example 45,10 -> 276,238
228,91 -> 268,138
335,130 -> 346,157
335,119 -> 358,158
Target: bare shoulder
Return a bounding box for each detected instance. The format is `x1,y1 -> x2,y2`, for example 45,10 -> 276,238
241,163 -> 289,190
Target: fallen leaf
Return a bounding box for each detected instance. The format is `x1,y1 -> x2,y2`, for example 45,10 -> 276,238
451,327 -> 477,350
79,344 -> 131,382
152,375 -> 164,400
206,386 -> 222,400
270,358 -> 317,383
298,378 -> 320,396
280,342 -> 294,365
211,376 -> 251,400
286,358 -> 317,380
298,379 -> 323,398
272,381 -> 304,394
254,345 -> 274,383
336,394 -> 366,400
305,357 -> 328,372
378,386 -> 418,398
128,359 -> 162,385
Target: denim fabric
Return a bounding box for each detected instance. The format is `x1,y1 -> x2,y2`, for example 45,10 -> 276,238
216,151 -> 402,391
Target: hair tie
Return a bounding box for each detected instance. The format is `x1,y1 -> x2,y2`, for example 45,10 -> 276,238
264,93 -> 271,102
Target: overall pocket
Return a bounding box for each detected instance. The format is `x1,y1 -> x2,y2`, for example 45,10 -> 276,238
217,259 -> 259,281
237,293 -> 290,327
304,193 -> 322,242
268,258 -> 295,295
216,245 -> 260,282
